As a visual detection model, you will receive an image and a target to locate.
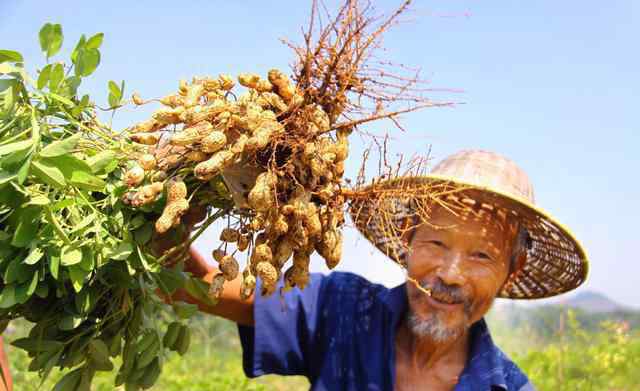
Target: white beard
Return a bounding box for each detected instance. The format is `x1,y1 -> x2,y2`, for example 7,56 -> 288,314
407,311 -> 464,342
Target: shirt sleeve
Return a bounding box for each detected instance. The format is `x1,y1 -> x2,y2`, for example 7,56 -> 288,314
237,272 -> 327,378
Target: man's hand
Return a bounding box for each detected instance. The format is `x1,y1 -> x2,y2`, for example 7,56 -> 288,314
151,204 -> 212,277
152,205 -> 255,326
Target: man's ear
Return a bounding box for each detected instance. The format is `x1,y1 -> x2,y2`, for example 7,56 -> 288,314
502,250 -> 527,290
513,250 -> 527,273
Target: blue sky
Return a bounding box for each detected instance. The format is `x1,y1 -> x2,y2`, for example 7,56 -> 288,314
2,1 -> 638,308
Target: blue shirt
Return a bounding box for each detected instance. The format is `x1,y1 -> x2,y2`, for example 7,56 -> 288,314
238,272 -> 535,390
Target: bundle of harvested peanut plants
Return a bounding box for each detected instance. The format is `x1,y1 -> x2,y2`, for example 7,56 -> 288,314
0,1 -> 453,389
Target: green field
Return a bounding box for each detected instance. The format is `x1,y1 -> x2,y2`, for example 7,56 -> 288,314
6,305 -> 640,390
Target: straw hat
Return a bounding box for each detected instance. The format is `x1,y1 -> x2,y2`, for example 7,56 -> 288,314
348,150 -> 589,299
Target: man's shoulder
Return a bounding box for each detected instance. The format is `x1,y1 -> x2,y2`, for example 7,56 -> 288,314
316,271 -> 389,299
464,320 -> 535,390
493,344 -> 535,391
497,348 -> 534,391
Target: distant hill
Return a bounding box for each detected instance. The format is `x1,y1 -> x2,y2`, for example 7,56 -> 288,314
488,291 -> 640,337
562,291 -> 629,314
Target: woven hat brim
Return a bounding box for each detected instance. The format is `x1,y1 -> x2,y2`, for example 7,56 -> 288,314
348,175 -> 589,299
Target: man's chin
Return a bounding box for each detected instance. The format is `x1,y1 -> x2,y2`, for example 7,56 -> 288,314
407,312 -> 466,343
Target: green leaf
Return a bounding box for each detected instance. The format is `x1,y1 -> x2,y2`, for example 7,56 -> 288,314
14,280 -> 31,304
156,268 -> 187,295
108,80 -> 123,108
61,246 -> 83,266
0,139 -> 33,157
12,338 -> 63,353
48,92 -> 74,107
0,78 -> 16,93
24,247 -> 44,265
0,171 -> 16,185
39,23 -> 64,58
104,242 -> 133,261
41,153 -> 90,175
108,93 -> 119,108
49,63 -> 64,91
39,133 -> 81,157
3,257 -> 32,284
69,170 -> 105,191
0,50 -> 23,63
184,277 -> 215,306
0,89 -> 13,116
16,153 -> 32,184
26,194 -> 50,206
133,223 -> 153,245
35,282 -> 49,298
108,80 -> 121,98
85,33 -> 104,50
0,63 -> 21,75
37,64 -> 52,90
41,350 -> 62,384
50,198 -> 74,211
26,269 -> 39,296
74,288 -> 97,314
28,347 -> 59,372
75,48 -> 100,77
52,367 -> 82,391
71,34 -> 86,63
68,265 -> 88,292
48,248 -> 60,279
11,206 -> 41,247
78,247 -> 94,272
41,155 -> 105,190
173,302 -> 199,319
86,150 -> 116,173
64,76 -> 82,97
58,315 -> 83,331
0,285 -> 16,309
88,339 -> 113,371
32,160 -> 67,189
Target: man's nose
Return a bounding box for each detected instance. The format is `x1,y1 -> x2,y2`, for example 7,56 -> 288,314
436,252 -> 465,286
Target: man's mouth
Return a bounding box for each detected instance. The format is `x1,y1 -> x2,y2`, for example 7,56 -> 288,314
429,291 -> 462,305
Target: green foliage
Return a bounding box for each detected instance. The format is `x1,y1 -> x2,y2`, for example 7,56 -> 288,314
8,316 -> 309,390
0,24 -> 227,390
489,308 -> 640,390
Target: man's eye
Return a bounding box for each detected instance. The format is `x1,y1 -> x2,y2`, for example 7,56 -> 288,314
428,240 -> 445,248
472,252 -> 492,261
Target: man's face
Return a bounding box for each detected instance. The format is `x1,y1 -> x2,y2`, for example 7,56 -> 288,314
404,204 -> 517,341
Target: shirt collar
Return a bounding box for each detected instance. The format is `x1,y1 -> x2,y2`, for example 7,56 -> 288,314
379,283 -> 509,390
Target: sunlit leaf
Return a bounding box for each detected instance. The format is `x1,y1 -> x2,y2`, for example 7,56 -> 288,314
32,160 -> 67,189
71,34 -> 86,63
86,150 -> 116,173
61,246 -> 83,266
0,50 -> 23,63
0,139 -> 32,157
39,133 -> 81,157
85,33 -> 104,50
0,285 -> 16,309
11,206 -> 41,247
39,23 -> 64,58
75,48 -> 100,77
37,64 -> 52,89
104,242 -> 133,261
68,265 -> 88,292
24,247 -> 44,265
49,63 -> 64,91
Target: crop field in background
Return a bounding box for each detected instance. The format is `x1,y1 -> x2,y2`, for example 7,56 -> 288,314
6,306 -> 640,391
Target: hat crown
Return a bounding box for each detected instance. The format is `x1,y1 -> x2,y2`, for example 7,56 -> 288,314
432,150 -> 535,203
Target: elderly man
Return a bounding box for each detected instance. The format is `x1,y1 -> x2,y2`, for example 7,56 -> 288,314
170,150 -> 588,390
